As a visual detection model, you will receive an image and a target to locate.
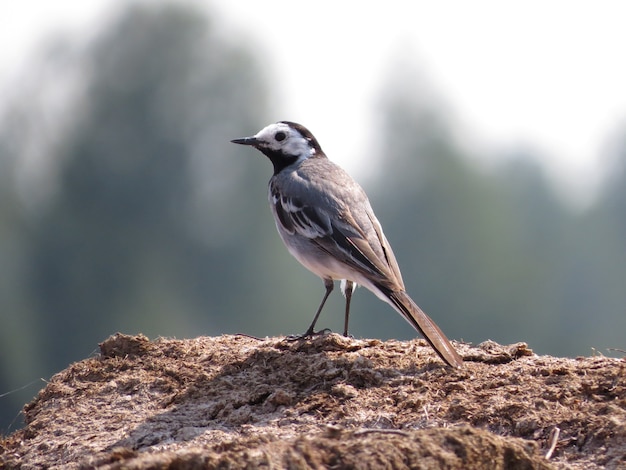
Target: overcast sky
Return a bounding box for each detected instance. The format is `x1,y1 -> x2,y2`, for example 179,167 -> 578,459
3,1 -> 626,203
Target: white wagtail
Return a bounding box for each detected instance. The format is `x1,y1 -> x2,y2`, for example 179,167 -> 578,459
231,121 -> 463,368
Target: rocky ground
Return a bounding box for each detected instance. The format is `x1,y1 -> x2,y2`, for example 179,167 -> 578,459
1,333 -> 625,469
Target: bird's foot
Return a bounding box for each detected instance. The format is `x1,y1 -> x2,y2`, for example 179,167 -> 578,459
285,328 -> 332,341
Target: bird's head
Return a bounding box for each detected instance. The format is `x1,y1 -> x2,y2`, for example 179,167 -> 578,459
231,121 -> 324,174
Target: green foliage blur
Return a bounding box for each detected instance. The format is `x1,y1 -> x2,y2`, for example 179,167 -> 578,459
1,3 -> 625,432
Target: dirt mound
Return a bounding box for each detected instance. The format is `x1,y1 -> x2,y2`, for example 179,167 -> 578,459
1,333 -> 625,469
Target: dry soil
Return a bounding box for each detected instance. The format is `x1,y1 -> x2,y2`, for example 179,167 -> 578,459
1,333 -> 625,469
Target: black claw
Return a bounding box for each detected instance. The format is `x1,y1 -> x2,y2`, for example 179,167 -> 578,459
285,328 -> 332,341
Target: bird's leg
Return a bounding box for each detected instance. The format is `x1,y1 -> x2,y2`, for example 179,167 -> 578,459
287,279 -> 334,340
342,280 -> 355,337
303,278 -> 334,336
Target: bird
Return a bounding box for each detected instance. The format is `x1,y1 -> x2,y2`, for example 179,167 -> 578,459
231,121 -> 463,368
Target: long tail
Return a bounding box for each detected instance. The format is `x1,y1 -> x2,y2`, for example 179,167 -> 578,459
385,290 -> 463,368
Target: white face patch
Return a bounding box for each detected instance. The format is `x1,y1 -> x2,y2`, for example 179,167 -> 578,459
254,123 -> 315,160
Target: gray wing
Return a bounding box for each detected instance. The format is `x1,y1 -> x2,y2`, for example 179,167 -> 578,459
270,160 -> 405,290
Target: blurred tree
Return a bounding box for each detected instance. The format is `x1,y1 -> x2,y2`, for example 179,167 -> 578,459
351,70 -> 578,354
0,2 -> 274,432
362,73 -> 625,357
578,128 -> 626,352
0,98 -> 48,432
602,128 -> 626,239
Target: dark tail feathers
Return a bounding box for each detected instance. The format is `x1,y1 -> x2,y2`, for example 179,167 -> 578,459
387,290 -> 463,368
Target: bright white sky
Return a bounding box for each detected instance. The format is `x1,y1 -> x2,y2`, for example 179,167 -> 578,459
2,0 -> 626,203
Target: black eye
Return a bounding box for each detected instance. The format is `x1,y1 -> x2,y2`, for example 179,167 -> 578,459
275,131 -> 286,142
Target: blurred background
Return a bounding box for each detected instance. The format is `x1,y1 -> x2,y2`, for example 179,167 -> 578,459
2,0 -> 626,432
